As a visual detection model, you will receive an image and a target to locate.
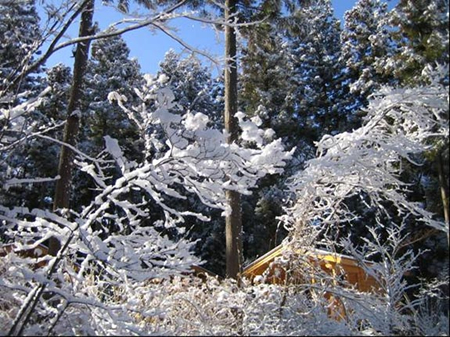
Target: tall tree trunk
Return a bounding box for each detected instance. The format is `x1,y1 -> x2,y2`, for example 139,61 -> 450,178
50,0 -> 94,256
436,150 -> 449,246
224,0 -> 242,280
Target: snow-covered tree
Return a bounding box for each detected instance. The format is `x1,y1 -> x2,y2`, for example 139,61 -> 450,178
241,23 -> 299,153
0,0 -> 42,100
340,0 -> 398,111
1,68 -> 293,333
274,64 -> 449,335
0,64 -> 71,210
241,0 -> 346,153
281,64 -> 449,262
157,49 -> 222,125
386,0 -> 449,262
108,74 -> 293,225
326,1 -> 448,278
0,0 -> 45,207
83,29 -> 143,160
337,221 -> 449,336
289,0 -> 349,139
389,0 -> 449,85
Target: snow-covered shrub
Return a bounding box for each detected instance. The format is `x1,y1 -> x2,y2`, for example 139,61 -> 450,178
124,274 -> 355,336
282,64 -> 449,237
107,73 -> 294,219
1,71 -> 293,335
278,64 -> 449,336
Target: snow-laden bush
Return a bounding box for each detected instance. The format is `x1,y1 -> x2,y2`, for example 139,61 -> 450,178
0,72 -> 293,335
107,273 -> 352,336
2,221 -> 447,336
281,64 -> 449,237
66,217 -> 446,336
278,64 -> 449,336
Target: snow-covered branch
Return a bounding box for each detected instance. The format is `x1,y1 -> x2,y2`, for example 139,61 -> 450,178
107,74 -> 294,218
0,72 -> 294,334
282,66 -> 449,238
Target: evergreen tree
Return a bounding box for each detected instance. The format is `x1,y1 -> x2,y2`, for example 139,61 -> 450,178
389,0 -> 450,252
83,29 -> 143,160
289,0 -> 349,139
240,23 -> 299,151
0,64 -> 72,210
0,0 -> 43,148
389,0 -> 449,85
0,0 -> 47,210
340,0 -> 397,111
0,0 -> 42,100
239,0 -> 304,150
387,1 -> 449,274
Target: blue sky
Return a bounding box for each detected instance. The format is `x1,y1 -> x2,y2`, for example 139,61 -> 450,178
45,1 -> 361,75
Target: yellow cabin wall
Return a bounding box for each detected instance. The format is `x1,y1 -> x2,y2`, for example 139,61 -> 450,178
242,246 -> 380,294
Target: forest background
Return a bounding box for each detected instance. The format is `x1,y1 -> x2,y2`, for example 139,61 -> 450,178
0,0 -> 449,335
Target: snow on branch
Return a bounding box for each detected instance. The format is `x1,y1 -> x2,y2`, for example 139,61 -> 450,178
282,66 -> 449,239
108,74 -> 294,218
0,72 -> 293,335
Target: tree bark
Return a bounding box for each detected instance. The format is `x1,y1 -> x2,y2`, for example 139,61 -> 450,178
436,150 -> 449,246
224,0 -> 242,280
50,0 -> 94,256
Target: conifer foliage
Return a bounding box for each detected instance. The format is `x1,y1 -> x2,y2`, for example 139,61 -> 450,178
0,0 -> 42,97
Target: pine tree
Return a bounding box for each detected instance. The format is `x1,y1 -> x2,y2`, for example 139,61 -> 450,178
340,0 -> 397,110
0,0 -> 42,100
0,0 -> 46,210
289,0 -> 349,139
389,0 -> 449,85
0,0 -> 43,150
388,1 -> 449,260
83,29 -> 143,161
239,0 -> 303,147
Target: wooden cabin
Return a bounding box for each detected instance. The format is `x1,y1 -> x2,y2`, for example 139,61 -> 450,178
243,244 -> 382,319
243,244 -> 380,292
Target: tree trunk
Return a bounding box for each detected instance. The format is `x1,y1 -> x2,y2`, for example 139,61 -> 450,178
50,0 -> 94,256
224,0 -> 242,280
436,150 -> 449,246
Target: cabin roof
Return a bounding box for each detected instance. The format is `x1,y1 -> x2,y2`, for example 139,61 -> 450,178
242,243 -> 370,278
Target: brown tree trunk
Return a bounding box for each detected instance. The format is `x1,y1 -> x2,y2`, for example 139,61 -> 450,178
224,0 -> 242,280
49,0 -> 94,256
436,150 -> 449,246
